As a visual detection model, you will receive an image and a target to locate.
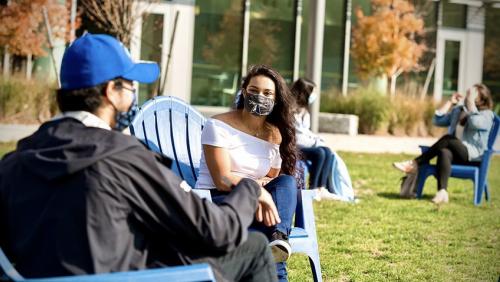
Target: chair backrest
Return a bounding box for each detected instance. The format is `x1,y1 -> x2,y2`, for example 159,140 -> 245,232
131,96 -> 206,187
486,115 -> 500,150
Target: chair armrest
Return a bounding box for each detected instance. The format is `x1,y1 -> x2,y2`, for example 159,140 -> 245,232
419,145 -> 430,153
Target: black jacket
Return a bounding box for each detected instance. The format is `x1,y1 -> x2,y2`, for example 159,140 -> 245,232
0,118 -> 260,278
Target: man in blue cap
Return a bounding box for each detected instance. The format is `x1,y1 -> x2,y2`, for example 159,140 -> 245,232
0,34 -> 279,281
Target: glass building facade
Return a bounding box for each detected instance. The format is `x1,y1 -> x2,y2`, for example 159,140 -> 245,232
152,0 -> 491,106
191,0 -> 375,106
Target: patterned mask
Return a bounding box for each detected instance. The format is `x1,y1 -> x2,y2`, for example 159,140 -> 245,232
244,92 -> 275,116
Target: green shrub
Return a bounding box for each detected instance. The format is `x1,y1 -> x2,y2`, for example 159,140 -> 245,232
321,87 -> 440,136
322,88 -> 390,134
0,76 -> 57,123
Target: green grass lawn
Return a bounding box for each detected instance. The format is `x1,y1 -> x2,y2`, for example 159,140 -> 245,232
289,152 -> 500,281
1,143 -> 498,281
0,142 -> 15,157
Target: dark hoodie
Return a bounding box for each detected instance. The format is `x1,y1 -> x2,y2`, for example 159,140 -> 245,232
0,118 -> 260,278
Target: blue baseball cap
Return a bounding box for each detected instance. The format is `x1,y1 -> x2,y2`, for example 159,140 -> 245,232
60,34 -> 160,90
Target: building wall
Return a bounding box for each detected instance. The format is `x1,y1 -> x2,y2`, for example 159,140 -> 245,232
130,1 -> 195,103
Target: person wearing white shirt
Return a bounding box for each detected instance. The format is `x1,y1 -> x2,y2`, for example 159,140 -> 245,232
195,65 -> 299,282
291,78 -> 343,201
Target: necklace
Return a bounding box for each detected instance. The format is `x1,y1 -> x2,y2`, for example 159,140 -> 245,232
250,123 -> 267,138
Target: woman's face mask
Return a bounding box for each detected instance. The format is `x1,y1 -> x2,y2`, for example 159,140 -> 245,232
114,87 -> 138,131
244,90 -> 275,116
308,92 -> 317,104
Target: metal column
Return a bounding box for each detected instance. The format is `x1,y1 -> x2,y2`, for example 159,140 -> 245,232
306,0 -> 326,133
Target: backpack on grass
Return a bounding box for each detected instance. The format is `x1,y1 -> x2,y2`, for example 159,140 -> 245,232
400,170 -> 418,198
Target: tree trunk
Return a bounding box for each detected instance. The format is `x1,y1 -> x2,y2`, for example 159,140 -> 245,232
390,70 -> 403,97
26,53 -> 33,80
3,46 -> 11,77
390,74 -> 397,97
369,74 -> 388,95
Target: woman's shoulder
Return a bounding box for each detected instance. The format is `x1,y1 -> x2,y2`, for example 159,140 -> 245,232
478,109 -> 494,116
211,111 -> 240,126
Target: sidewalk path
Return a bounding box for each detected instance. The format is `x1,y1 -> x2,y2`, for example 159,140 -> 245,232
319,133 -> 438,155
0,124 -> 39,142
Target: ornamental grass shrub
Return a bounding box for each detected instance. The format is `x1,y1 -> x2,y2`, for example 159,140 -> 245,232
0,76 -> 57,123
321,87 -> 442,136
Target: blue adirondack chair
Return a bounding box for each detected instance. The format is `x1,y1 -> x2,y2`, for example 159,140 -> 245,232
416,115 -> 500,206
0,247 -> 215,282
131,96 -> 323,282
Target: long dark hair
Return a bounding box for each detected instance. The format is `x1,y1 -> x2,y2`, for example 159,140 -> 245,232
290,78 -> 316,111
236,65 -> 298,176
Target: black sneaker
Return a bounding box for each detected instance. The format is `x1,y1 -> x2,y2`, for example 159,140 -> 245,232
269,231 -> 291,262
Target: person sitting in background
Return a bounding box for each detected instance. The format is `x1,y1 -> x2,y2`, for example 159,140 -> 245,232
291,78 -> 354,202
195,65 -> 299,282
0,34 -> 278,282
393,84 -> 495,204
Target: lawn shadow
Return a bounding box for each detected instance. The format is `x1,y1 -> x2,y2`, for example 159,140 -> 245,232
377,192 -> 433,200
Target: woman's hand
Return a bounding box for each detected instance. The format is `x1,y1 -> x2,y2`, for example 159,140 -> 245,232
258,176 -> 273,187
255,187 -> 280,227
450,92 -> 463,105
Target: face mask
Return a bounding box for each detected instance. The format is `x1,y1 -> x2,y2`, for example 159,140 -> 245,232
308,92 -> 317,104
244,91 -> 275,116
114,89 -> 138,131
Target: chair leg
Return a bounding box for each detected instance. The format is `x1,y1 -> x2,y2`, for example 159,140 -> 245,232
484,184 -> 489,201
416,168 -> 429,199
473,172 -> 482,206
308,251 -> 322,282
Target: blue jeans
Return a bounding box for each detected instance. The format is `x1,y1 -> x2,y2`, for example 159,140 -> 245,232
253,175 -> 297,282
211,175 -> 297,282
301,146 -> 334,189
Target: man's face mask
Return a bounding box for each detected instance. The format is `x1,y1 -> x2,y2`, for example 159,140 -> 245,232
114,86 -> 138,131
244,90 -> 275,116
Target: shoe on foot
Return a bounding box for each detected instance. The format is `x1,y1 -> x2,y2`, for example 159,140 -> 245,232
393,160 -> 417,173
313,188 -> 323,202
317,187 -> 342,201
269,231 -> 291,263
432,189 -> 449,204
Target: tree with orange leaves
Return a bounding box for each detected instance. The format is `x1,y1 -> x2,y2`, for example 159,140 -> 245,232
0,0 -> 79,57
351,0 -> 426,96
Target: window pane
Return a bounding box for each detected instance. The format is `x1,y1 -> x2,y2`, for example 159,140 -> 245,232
322,0 -> 345,92
483,6 -> 500,104
348,0 -> 371,88
191,1 -> 243,106
139,14 -> 163,104
442,40 -> 460,97
299,0 -> 311,78
248,0 -> 295,82
442,1 -> 466,29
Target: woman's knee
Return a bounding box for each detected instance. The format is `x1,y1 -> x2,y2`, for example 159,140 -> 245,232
319,146 -> 332,155
437,148 -> 453,159
266,175 -> 298,197
274,175 -> 297,189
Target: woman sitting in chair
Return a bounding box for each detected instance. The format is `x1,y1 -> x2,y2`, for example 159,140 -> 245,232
393,83 -> 495,204
290,78 -> 345,201
195,65 -> 299,282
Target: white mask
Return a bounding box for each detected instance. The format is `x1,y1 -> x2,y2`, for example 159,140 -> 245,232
308,93 -> 317,104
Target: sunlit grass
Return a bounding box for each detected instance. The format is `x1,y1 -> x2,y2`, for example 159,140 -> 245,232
288,152 -> 500,281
